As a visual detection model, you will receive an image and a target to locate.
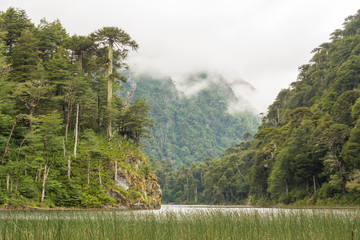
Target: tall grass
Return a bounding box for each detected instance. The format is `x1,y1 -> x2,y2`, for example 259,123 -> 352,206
0,209 -> 359,239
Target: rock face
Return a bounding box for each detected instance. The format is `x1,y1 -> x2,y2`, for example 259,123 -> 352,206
108,154 -> 162,209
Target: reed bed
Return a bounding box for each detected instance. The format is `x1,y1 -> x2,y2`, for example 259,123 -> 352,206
0,208 -> 359,239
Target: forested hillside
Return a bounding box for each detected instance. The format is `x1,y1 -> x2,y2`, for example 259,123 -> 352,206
0,8 -> 161,208
157,10 -> 360,205
123,73 -> 259,167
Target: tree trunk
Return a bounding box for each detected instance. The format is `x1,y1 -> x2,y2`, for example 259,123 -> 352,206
1,119 -> 17,165
106,42 -> 114,140
230,189 -> 238,201
74,103 -> 79,158
65,100 -> 72,141
62,138 -> 66,158
67,153 -> 71,179
41,164 -> 50,203
313,175 -> 317,193
10,172 -> 14,192
36,164 -> 42,182
98,165 -> 102,185
6,173 -> 10,192
194,185 -> 197,203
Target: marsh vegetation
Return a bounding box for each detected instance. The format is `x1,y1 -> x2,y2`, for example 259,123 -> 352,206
0,206 -> 359,240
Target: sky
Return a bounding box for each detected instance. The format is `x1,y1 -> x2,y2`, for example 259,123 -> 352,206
1,0 -> 360,113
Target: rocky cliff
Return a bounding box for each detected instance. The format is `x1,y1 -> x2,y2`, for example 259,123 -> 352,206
108,149 -> 162,209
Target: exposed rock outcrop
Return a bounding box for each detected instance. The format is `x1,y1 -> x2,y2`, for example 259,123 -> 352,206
108,154 -> 162,209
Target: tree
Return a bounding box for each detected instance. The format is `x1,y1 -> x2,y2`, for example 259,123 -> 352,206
320,124 -> 350,196
92,27 -> 138,140
342,120 -> 360,170
117,99 -> 154,145
242,132 -> 252,142
46,46 -> 73,93
35,18 -> 68,63
29,111 -> 63,203
0,7 -> 34,53
9,29 -> 40,83
13,63 -> 52,125
0,31 -> 10,76
64,35 -> 94,72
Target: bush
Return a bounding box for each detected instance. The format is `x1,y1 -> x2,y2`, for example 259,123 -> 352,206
278,194 -> 291,204
288,188 -> 308,202
0,191 -> 4,205
127,189 -> 143,201
318,181 -> 342,199
81,194 -> 103,208
345,189 -> 360,204
139,165 -> 150,178
17,176 -> 39,199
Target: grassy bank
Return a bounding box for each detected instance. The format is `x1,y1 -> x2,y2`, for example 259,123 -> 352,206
0,209 -> 359,239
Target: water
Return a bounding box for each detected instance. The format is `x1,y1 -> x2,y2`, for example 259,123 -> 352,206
154,204 -> 360,215
0,205 -> 359,220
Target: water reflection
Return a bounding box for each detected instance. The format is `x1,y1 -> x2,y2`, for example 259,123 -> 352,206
151,204 -> 360,216
0,205 -> 359,220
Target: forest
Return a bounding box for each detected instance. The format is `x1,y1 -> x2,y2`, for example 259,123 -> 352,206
0,7 -> 161,208
2,6 -> 360,208
154,9 -> 360,205
123,73 -> 259,167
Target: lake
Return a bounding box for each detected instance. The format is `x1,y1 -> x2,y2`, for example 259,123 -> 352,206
146,204 -> 360,215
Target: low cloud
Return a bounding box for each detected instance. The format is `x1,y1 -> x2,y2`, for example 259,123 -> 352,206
2,0 -> 360,112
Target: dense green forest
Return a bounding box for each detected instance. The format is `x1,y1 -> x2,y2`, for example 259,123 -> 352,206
3,6 -> 360,208
155,9 -> 360,205
0,7 -> 161,208
122,73 -> 259,167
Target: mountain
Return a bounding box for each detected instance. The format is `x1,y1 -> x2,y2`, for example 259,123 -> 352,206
157,9 -> 360,205
122,72 -> 260,167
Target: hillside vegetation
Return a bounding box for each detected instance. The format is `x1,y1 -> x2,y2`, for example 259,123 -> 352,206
124,73 -> 259,167
157,10 -> 360,205
0,7 -> 161,208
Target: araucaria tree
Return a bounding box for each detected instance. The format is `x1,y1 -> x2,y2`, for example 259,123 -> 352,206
92,27 -> 138,140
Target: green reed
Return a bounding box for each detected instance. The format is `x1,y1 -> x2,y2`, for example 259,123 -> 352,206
0,209 -> 359,240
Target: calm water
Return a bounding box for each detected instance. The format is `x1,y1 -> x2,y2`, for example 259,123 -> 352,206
152,204 -> 360,215
0,205 -> 359,220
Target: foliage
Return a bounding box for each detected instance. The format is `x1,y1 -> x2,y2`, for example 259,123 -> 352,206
124,74 -> 259,167
0,7 -> 157,208
156,9 -> 360,205
244,9 -> 360,204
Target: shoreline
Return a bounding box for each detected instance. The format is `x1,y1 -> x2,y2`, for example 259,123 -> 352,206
1,203 -> 360,211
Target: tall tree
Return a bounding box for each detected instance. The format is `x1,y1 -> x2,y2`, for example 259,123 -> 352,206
35,18 -> 68,63
92,27 -> 138,140
117,99 -> 154,145
64,35 -> 94,72
0,7 -> 34,53
9,29 -> 40,83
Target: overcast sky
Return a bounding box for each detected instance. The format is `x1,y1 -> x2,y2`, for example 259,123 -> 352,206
1,0 -> 360,113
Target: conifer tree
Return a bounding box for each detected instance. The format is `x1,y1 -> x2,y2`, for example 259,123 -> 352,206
10,29 -> 40,83
92,27 -> 138,140
0,7 -> 33,53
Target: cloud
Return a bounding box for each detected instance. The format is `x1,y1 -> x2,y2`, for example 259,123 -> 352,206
1,0 -> 360,112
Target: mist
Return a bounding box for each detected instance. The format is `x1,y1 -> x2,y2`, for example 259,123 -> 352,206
1,0 -> 360,112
